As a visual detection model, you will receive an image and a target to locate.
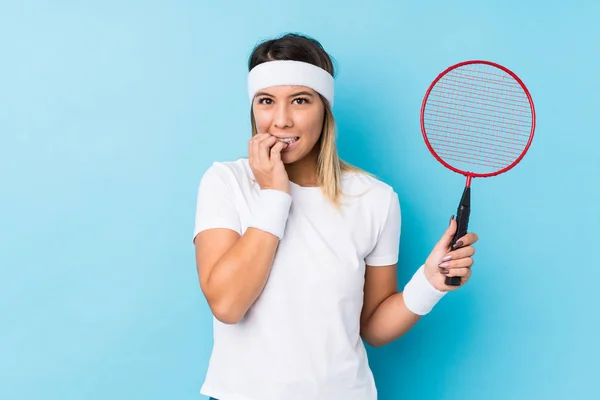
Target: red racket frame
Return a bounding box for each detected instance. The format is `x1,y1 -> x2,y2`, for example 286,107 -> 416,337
420,60 -> 536,187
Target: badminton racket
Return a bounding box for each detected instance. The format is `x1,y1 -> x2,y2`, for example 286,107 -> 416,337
420,60 -> 536,286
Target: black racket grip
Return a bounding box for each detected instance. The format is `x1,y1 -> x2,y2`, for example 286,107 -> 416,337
447,186 -> 471,286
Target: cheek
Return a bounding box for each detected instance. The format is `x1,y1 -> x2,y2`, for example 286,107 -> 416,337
302,110 -> 325,140
253,110 -> 271,131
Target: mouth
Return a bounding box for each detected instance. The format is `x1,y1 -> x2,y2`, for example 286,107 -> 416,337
276,136 -> 300,144
275,136 -> 300,152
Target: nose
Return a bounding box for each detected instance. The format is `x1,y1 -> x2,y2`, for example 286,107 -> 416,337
273,102 -> 293,129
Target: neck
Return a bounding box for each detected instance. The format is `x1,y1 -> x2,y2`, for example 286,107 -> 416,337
285,150 -> 319,187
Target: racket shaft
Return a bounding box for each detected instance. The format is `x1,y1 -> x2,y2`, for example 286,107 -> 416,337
447,186 -> 471,286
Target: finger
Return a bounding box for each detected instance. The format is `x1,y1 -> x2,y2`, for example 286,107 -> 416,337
438,257 -> 473,270
442,267 -> 471,279
452,232 -> 479,248
251,133 -> 271,164
253,133 -> 272,149
250,132 -> 267,144
258,135 -> 278,165
249,135 -> 260,166
270,140 -> 288,163
249,132 -> 266,150
443,245 -> 475,261
249,133 -> 268,162
435,217 -> 458,251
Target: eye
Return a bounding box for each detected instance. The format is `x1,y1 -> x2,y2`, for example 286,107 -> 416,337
257,97 -> 273,105
293,97 -> 310,105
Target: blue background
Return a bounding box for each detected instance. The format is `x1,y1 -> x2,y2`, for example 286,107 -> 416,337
1,1 -> 598,399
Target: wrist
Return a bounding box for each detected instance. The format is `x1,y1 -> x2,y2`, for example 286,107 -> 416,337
248,189 -> 292,239
402,265 -> 447,316
259,181 -> 290,195
423,264 -> 438,287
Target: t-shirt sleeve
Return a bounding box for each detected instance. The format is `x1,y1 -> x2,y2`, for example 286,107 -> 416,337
193,163 -> 242,242
364,189 -> 401,266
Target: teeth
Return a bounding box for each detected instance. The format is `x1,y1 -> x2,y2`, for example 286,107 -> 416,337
278,137 -> 299,143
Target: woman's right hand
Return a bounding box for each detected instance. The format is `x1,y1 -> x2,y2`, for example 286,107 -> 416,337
248,133 -> 290,194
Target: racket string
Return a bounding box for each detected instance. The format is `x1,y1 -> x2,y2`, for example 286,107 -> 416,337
430,93 -> 529,123
426,107 -> 531,133
428,135 -> 522,159
426,127 -> 526,153
423,62 -> 534,174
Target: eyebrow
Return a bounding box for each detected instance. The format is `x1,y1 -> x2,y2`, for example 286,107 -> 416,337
255,91 -> 315,98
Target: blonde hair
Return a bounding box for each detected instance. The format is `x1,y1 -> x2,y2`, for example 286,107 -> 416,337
250,94 -> 373,208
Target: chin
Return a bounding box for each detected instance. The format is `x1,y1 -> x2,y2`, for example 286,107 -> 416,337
281,153 -> 298,164
282,144 -> 319,165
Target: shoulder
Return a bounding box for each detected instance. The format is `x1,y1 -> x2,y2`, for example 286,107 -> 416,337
199,157 -> 253,187
341,170 -> 401,237
341,169 -> 397,204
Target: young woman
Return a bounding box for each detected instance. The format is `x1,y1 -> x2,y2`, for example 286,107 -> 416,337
193,33 -> 478,400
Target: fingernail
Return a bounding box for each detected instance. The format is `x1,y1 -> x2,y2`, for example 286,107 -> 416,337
449,215 -> 454,226
438,262 -> 450,268
441,269 -> 449,274
441,255 -> 452,262
454,241 -> 464,248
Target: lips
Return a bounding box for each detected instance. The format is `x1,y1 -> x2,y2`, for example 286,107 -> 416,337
276,136 -> 300,144
277,136 -> 300,151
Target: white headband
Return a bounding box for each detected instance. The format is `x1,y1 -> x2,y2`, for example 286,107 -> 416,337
247,60 -> 334,107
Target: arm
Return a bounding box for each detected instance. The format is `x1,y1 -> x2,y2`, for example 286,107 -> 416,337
359,188 -> 445,347
193,149 -> 291,324
359,189 -> 415,347
195,226 -> 280,325
360,219 -> 479,347
359,264 -> 421,348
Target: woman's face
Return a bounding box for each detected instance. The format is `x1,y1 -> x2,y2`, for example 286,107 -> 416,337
252,85 -> 325,164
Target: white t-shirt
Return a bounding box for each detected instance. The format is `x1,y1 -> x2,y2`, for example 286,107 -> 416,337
193,157 -> 401,400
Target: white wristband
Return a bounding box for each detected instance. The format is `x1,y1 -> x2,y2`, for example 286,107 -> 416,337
403,265 -> 447,315
248,189 -> 292,240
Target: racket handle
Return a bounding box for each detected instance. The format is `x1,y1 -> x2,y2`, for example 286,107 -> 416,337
447,186 -> 471,286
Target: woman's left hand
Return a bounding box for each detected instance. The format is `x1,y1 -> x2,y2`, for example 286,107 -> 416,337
423,216 -> 478,292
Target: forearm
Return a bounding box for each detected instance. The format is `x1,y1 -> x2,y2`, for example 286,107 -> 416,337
205,228 -> 279,323
205,188 -> 291,324
362,266 -> 447,347
361,292 -> 421,347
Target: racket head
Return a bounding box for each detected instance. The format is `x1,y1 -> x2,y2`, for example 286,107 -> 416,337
420,60 -> 536,178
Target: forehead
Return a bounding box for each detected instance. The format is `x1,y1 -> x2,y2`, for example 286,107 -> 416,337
258,85 -> 317,96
